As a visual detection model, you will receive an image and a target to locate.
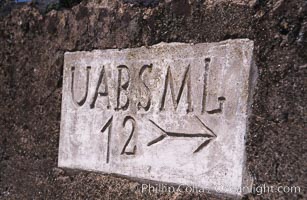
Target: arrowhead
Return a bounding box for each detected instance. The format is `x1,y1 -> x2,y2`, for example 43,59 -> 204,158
193,139 -> 212,153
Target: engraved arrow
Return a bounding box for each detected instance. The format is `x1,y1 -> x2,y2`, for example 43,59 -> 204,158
147,116 -> 216,153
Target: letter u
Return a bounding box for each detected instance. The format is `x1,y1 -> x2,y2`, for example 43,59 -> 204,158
71,66 -> 91,107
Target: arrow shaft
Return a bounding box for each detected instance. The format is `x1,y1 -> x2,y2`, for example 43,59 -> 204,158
166,132 -> 213,138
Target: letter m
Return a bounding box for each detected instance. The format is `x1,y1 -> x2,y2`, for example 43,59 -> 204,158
160,65 -> 192,112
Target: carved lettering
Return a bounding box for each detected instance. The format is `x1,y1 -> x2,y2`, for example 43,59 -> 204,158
160,65 -> 193,113
137,64 -> 153,111
90,66 -> 111,109
201,58 -> 226,114
121,116 -> 137,155
100,116 -> 113,163
71,66 -> 91,107
207,97 -> 226,114
115,65 -> 130,111
202,58 -> 210,114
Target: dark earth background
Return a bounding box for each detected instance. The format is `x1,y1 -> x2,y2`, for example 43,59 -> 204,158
0,0 -> 306,199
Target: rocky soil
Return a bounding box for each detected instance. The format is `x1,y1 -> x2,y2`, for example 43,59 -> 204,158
0,0 -> 306,199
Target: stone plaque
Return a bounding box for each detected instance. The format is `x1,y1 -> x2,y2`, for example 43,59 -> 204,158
58,39 -> 257,196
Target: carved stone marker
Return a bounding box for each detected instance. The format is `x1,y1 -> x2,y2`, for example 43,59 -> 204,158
58,39 -> 257,196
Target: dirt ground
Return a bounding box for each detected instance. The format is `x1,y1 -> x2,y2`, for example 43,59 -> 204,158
0,0 -> 306,199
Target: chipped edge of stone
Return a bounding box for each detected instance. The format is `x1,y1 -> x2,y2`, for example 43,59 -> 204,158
64,39 -> 254,56
240,41 -> 257,196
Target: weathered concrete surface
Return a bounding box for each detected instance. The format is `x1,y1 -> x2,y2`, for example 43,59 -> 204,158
59,39 -> 256,196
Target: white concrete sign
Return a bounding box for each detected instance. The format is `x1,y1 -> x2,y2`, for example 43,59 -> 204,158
58,39 -> 257,196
